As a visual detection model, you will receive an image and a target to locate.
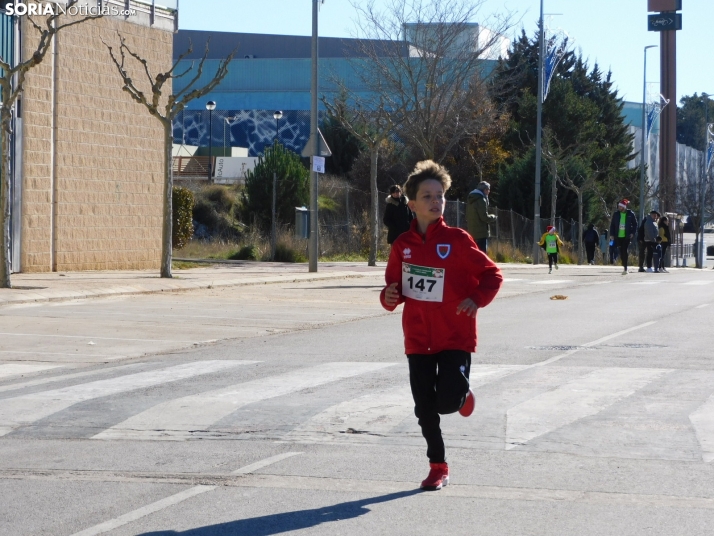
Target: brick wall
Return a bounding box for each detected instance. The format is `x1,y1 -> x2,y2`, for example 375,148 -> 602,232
21,15 -> 173,272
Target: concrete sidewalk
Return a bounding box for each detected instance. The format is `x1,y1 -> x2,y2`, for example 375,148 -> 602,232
0,261 -> 386,307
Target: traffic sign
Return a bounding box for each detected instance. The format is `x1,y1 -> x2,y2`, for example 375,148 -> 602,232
648,13 -> 682,31
301,128 -> 332,157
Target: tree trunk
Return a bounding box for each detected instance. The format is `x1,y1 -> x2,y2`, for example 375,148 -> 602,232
577,191 -> 584,265
160,121 -> 173,278
369,144 -> 379,267
550,173 -> 557,227
0,108 -> 12,288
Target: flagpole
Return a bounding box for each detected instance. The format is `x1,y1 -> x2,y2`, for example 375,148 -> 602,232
533,0 -> 544,265
640,45 -> 657,224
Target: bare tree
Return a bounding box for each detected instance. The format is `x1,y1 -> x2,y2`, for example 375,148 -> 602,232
323,93 -> 397,266
674,150 -> 714,268
0,1 -> 102,288
543,128 -> 604,264
349,0 -> 514,163
103,36 -> 235,278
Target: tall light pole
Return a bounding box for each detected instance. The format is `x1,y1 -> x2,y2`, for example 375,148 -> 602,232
640,45 -> 657,225
532,0 -> 544,264
205,100 -> 216,182
699,93 -> 713,269
271,110 -> 283,261
308,0 -> 320,272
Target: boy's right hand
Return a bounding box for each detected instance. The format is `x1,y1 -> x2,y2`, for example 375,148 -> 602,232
383,282 -> 400,307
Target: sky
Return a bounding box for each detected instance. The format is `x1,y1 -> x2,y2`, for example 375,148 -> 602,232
177,0 -> 712,105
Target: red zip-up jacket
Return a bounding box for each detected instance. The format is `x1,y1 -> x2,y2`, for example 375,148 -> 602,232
380,217 -> 503,355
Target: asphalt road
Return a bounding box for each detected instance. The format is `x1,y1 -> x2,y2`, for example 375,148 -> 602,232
2,264 -> 714,535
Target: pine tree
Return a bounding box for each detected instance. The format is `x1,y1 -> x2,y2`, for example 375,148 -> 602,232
492,31 -> 637,225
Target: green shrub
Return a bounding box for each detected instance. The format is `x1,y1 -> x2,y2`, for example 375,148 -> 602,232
192,185 -> 242,240
274,243 -> 307,263
229,245 -> 261,261
172,186 -> 194,250
241,142 -> 309,230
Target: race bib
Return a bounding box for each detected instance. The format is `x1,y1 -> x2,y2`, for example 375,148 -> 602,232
402,263 -> 445,302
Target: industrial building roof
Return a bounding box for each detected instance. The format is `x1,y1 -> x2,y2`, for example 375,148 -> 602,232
174,30 -> 406,60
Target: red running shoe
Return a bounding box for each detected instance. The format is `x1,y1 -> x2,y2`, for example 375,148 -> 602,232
459,388 -> 475,417
421,462 -> 449,490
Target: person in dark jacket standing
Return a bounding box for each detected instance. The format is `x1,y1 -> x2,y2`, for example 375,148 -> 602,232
609,199 -> 638,275
643,210 -> 660,272
466,181 -> 497,253
582,223 -> 600,265
383,185 -> 414,245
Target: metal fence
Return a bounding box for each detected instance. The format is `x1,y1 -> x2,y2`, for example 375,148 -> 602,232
313,188 -> 580,260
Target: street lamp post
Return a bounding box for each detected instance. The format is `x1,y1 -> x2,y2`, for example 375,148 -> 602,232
205,100 -> 216,181
271,111 -> 283,261
640,45 -> 657,225
699,94 -> 713,269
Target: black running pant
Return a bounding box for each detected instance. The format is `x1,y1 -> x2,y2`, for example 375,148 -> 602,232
616,237 -> 631,270
585,243 -> 596,263
547,253 -> 558,268
408,350 -> 471,464
645,241 -> 656,269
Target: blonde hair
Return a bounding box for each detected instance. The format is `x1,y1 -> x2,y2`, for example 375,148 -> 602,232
403,160 -> 452,200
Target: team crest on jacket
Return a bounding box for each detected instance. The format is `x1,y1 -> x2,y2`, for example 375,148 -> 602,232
436,244 -> 451,259
403,247 -> 412,259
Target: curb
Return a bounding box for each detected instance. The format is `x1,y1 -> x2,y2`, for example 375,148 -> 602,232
0,271 -> 369,308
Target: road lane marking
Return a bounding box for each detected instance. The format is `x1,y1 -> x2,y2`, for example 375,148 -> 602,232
505,367 -> 671,450
70,486 -> 216,536
689,397 -> 714,462
231,452 -> 302,474
94,362 -> 397,441
683,281 -> 713,286
580,321 -> 658,348
0,361 -> 257,437
69,452 -> 303,536
0,364 -> 63,380
529,280 -> 573,285
695,304 -> 710,309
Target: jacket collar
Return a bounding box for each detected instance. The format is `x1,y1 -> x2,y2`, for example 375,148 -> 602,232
410,216 -> 446,239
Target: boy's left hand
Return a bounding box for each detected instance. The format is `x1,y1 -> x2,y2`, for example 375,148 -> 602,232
456,298 -> 478,318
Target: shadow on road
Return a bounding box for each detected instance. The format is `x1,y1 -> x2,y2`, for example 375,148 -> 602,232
138,489 -> 421,535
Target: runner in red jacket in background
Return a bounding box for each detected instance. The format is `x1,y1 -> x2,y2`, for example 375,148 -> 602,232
380,160 -> 503,491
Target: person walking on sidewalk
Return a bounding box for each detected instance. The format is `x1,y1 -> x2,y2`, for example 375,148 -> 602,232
583,223 -> 600,264
466,181 -> 497,253
609,199 -> 638,275
658,216 -> 671,272
643,210 -> 660,272
380,160 -> 503,491
539,225 -> 564,274
383,185 -> 414,246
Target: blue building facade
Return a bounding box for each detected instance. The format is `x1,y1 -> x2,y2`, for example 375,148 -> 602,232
171,31 -> 405,156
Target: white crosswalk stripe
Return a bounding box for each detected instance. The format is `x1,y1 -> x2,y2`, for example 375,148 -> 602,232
5,357 -> 714,463
0,363 -> 63,380
285,365 -> 527,443
0,360 -> 255,437
505,367 -> 671,450
93,362 -> 396,441
689,395 -> 714,462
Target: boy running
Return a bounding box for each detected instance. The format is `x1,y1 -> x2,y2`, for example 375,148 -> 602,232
380,160 -> 503,491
